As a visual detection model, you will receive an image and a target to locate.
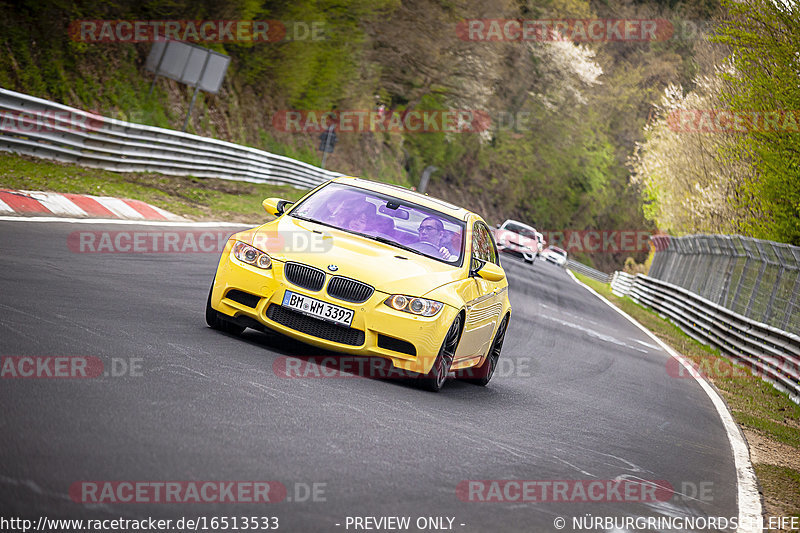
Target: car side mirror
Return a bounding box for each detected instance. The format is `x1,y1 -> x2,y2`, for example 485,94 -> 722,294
470,258 -> 505,282
477,261 -> 505,282
263,198 -> 293,216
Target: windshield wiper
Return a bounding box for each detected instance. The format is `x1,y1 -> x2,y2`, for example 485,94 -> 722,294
289,213 -> 318,224
365,234 -> 418,254
289,214 -> 343,232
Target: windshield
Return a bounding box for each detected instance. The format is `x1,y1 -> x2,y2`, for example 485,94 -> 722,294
503,223 -> 536,238
289,182 -> 466,265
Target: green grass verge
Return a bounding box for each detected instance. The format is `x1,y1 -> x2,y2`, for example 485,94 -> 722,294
572,270 -> 800,521
0,153 -> 309,223
754,464 -> 800,523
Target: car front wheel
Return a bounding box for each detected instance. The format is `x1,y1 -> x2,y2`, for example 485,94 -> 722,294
457,315 -> 509,386
206,285 -> 246,335
419,314 -> 462,392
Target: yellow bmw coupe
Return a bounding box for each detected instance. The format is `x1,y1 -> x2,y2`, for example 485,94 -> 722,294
206,177 -> 511,391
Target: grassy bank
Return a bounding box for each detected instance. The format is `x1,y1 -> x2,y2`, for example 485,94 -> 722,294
0,153 -> 309,223
572,271 -> 800,526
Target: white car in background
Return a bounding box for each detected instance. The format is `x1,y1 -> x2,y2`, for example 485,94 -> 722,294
535,231 -> 545,256
494,220 -> 539,264
541,246 -> 568,267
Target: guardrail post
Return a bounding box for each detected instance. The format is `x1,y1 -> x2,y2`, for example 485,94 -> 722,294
784,273 -> 800,331
648,236 -> 668,279
684,237 -> 701,289
729,236 -> 752,315
764,242 -> 785,325
664,237 -> 682,284
671,238 -> 684,286
745,239 -> 768,318
718,235 -> 737,307
695,235 -> 713,297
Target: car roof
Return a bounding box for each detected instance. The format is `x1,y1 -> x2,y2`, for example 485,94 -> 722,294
331,176 -> 473,221
502,219 -> 536,231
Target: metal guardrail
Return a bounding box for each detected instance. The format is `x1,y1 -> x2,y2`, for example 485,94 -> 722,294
610,271 -> 634,297
611,271 -> 800,398
0,88 -> 341,189
567,259 -> 612,283
649,234 -> 800,332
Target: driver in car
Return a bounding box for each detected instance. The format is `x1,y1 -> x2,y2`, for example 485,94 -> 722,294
418,217 -> 458,261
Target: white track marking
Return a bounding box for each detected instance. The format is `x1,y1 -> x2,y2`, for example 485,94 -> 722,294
0,216 -> 251,227
21,190 -> 87,216
0,197 -> 13,214
92,196 -> 146,219
567,269 -> 763,533
147,203 -> 186,221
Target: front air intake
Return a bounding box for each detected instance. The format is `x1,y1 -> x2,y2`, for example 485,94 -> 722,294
266,304 -> 365,346
284,262 -> 326,292
327,276 -> 374,303
225,289 -> 261,308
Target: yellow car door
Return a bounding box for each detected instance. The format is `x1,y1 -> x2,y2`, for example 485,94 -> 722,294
454,221 -> 503,364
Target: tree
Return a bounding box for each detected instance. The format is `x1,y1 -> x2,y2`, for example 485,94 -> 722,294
714,0 -> 800,244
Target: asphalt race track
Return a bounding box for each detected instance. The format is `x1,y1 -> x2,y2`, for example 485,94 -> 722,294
0,220 -> 739,532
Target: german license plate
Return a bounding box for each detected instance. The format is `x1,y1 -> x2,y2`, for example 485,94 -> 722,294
282,290 -> 354,327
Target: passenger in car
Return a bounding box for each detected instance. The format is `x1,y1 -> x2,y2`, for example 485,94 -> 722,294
344,201 -> 377,233
440,229 -> 461,256
373,215 -> 395,236
315,190 -> 361,225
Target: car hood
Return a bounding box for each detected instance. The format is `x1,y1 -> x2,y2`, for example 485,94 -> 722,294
239,216 -> 465,296
496,229 -> 535,249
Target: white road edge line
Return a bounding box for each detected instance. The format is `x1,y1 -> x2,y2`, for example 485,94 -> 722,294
566,269 -> 763,533
0,197 -> 14,214
0,216 -> 252,227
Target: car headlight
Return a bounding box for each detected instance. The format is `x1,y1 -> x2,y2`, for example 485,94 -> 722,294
384,295 -> 444,317
232,241 -> 272,269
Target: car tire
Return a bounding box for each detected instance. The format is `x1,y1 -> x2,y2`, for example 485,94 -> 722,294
457,314 -> 509,387
419,314 -> 462,392
206,285 -> 246,335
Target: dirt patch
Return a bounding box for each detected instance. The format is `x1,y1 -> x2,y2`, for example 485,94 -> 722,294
121,173 -> 265,198
744,429 -> 800,471
743,429 -> 800,530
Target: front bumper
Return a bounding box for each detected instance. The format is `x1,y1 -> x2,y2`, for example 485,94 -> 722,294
498,244 -> 535,262
210,251 -> 458,375
544,255 -> 567,266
